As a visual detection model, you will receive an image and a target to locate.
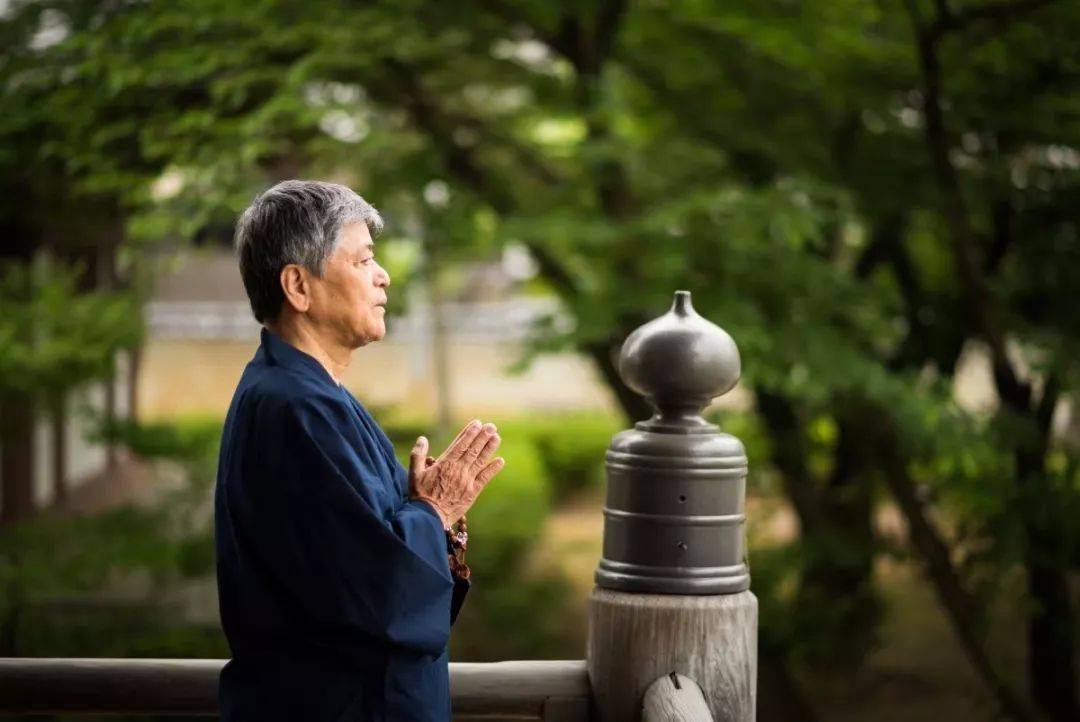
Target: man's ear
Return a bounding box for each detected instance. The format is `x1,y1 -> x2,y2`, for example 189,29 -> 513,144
279,263 -> 312,314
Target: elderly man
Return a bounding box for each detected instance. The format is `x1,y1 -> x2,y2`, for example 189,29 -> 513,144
214,180 -> 504,721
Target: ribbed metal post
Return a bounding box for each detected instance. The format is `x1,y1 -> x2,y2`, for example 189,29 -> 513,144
595,289 -> 747,594
587,290 -> 757,722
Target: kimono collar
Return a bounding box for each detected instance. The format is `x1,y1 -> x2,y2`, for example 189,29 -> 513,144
260,327 -> 342,387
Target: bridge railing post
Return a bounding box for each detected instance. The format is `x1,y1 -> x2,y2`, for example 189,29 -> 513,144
587,290 -> 757,722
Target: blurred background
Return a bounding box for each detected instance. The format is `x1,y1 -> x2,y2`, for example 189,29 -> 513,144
1,1 -> 1078,720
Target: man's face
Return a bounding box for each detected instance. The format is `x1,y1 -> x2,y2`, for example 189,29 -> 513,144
308,221 -> 391,348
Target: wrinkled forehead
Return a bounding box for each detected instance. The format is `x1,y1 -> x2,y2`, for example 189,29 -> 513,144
334,220 -> 374,255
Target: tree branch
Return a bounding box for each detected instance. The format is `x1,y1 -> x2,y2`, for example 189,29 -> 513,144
987,198 -> 1014,272
877,417 -> 1045,722
1035,372 -> 1060,442
755,387 -> 826,536
903,0 -> 1032,413
370,59 -> 582,299
477,0 -> 627,77
592,0 -> 628,72
928,0 -> 1060,41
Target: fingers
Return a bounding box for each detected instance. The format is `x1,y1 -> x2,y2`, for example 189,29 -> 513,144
441,419 -> 480,461
445,420 -> 484,462
470,431 -> 501,470
463,423 -> 497,464
409,436 -> 429,479
446,419 -> 479,450
475,457 -> 505,487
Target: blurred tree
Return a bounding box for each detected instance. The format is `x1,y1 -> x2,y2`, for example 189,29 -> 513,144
0,415 -> 223,659
3,1 -> 1078,720
0,262 -> 141,517
1,0 -> 140,520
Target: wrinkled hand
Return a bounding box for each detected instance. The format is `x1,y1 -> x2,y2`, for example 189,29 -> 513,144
408,420 -> 505,528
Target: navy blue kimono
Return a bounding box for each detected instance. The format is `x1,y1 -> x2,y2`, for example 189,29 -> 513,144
214,328 -> 469,721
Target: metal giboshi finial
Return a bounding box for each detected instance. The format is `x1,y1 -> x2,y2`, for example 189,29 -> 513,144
595,290 -> 750,594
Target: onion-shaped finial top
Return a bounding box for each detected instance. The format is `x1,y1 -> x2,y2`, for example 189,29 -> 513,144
618,290 -> 741,430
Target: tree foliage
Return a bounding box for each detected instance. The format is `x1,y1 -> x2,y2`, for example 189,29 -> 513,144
2,0 -> 1078,719
0,260 -> 141,399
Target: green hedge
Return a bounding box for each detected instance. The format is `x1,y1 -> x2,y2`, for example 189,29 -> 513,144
8,411 -> 620,670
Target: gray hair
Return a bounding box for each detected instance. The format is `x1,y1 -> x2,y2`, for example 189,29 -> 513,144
234,180 -> 384,323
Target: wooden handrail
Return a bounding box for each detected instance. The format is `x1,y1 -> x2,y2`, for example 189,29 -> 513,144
0,658 -> 590,719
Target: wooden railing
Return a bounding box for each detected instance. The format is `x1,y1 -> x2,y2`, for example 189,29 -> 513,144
0,658 -> 590,721
0,292 -> 759,722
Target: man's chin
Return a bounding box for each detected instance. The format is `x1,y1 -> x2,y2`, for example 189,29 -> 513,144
356,324 -> 386,347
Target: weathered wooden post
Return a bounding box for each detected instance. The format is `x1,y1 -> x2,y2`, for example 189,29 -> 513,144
587,290 -> 757,722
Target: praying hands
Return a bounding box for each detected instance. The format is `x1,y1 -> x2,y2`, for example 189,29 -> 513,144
408,420 -> 505,528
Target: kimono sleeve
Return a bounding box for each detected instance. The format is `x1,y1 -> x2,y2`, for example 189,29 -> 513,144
269,395 -> 455,656
388,458 -> 471,628
389,492 -> 474,626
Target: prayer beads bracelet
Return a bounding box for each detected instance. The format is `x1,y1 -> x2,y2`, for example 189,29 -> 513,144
446,515 -> 470,580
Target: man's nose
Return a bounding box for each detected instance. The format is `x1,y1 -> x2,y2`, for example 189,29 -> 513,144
377,263 -> 391,288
